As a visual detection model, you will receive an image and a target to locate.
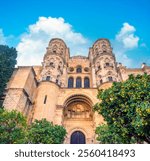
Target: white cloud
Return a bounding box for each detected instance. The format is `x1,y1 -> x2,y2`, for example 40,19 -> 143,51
0,28 -> 16,46
113,47 -> 133,67
0,28 -> 6,45
112,40 -> 133,67
2,19 -> 142,68
17,17 -> 89,66
112,22 -> 140,67
116,22 -> 139,49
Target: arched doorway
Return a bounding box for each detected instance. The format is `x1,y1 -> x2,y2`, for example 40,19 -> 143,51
63,94 -> 95,144
70,131 -> 85,144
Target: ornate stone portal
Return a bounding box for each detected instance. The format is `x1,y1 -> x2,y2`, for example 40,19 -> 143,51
63,94 -> 95,144
3,38 -> 150,144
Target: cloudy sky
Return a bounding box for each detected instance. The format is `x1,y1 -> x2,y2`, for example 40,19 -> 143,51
0,0 -> 150,67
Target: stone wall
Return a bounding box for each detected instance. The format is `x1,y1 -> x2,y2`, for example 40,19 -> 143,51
3,67 -> 37,118
33,81 -> 60,122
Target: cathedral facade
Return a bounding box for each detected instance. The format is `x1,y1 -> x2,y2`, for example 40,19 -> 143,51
3,38 -> 150,144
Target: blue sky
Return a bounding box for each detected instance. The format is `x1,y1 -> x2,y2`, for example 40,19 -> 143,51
0,0 -> 150,67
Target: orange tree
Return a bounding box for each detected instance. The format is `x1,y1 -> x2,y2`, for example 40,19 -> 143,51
28,119 -> 67,144
0,109 -> 67,144
94,74 -> 150,144
0,108 -> 27,144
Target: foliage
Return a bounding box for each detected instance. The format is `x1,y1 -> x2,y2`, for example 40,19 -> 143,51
28,119 -> 67,144
0,109 -> 67,144
0,108 -> 27,144
94,74 -> 150,144
0,45 -> 17,106
95,124 -> 136,144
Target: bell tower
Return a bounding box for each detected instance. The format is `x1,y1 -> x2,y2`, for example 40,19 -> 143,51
89,38 -> 121,87
40,38 -> 69,87
33,38 -> 70,122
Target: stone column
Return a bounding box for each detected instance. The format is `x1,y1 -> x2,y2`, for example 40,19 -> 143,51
82,77 -> 84,88
92,65 -> 97,87
74,76 -> 76,88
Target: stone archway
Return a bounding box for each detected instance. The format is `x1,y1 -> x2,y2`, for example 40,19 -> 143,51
63,94 -> 95,144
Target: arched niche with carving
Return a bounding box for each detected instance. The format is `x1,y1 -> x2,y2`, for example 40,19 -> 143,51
103,57 -> 114,68
95,57 -> 104,72
64,102 -> 93,120
96,69 -> 118,86
63,94 -> 93,120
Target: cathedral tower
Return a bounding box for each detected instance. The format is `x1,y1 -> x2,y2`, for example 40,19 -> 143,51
40,38 -> 69,87
33,38 -> 69,122
89,39 -> 121,87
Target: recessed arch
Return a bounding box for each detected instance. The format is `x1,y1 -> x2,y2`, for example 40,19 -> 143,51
63,94 -> 93,108
68,77 -> 74,88
76,77 -> 82,88
84,77 -> 90,88
63,94 -> 93,120
46,76 -> 51,81
108,76 -> 113,82
76,65 -> 82,73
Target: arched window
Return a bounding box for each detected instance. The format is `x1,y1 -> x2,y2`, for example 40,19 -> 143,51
50,62 -> 55,68
52,44 -> 57,53
46,76 -> 50,81
108,76 -> 113,82
76,77 -> 82,88
84,77 -> 90,88
56,79 -> 58,84
68,77 -> 74,88
106,63 -> 110,66
100,79 -> 103,84
102,45 -> 107,51
76,66 -> 82,73
107,71 -> 112,75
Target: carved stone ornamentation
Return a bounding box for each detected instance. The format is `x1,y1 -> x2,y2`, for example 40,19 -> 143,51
44,39 -> 67,60
64,102 -> 92,120
92,39 -> 112,58
40,39 -> 68,86
40,55 -> 64,85
91,39 -> 120,86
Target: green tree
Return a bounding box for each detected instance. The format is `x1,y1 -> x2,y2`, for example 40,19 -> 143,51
28,119 -> 67,144
0,45 -> 17,106
95,124 -> 137,144
0,108 -> 27,144
94,74 -> 150,144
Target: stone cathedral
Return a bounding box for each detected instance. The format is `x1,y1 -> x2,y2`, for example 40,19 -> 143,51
3,38 -> 150,144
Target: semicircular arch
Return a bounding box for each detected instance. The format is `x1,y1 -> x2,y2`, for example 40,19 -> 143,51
63,94 -> 93,108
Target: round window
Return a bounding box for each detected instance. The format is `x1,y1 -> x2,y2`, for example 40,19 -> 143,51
69,67 -> 74,72
84,67 -> 89,72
